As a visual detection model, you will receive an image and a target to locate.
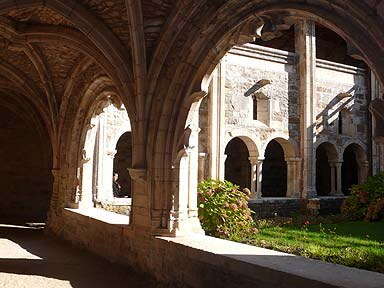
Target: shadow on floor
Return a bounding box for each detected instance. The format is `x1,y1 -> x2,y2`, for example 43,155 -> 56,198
0,224 -> 159,288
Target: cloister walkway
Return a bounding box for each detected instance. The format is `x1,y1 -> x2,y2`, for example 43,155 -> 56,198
0,224 -> 158,288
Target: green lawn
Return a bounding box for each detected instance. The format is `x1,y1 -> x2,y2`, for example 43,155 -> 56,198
247,221 -> 384,273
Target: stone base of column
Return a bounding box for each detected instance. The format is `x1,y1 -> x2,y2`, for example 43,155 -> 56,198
167,214 -> 205,237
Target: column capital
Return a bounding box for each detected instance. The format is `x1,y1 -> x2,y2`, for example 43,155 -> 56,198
360,161 -> 369,168
248,156 -> 258,165
106,149 -> 117,158
285,157 -> 302,162
51,168 -> 61,178
198,152 -> 207,158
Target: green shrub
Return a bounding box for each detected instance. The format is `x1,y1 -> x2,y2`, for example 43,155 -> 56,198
341,173 -> 384,221
197,179 -> 258,241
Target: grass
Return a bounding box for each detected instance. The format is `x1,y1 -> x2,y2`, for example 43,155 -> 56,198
245,220 -> 384,273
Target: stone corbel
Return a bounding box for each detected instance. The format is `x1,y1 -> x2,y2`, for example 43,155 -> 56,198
128,168 -> 147,185
106,149 -> 117,158
80,149 -> 90,164
172,127 -> 192,166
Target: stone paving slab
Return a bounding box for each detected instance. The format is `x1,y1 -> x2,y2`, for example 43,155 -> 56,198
0,224 -> 157,288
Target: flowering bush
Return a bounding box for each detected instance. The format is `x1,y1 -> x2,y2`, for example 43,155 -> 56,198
197,179 -> 258,241
341,173 -> 384,221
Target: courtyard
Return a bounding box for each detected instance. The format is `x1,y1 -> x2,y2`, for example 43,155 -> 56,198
249,220 -> 384,273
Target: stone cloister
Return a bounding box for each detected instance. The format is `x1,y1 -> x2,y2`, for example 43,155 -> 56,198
2,1 -> 384,287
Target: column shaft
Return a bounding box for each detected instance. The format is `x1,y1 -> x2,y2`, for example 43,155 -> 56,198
295,20 -> 317,198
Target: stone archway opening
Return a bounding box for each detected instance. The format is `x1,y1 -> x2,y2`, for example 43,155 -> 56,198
316,142 -> 339,196
342,143 -> 367,195
113,132 -> 132,198
262,140 -> 287,197
0,104 -> 52,224
79,96 -> 132,216
224,137 -> 251,189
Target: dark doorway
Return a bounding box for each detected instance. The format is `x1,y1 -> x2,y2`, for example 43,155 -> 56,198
113,132 -> 132,197
342,144 -> 360,195
262,140 -> 287,197
224,137 -> 251,189
316,144 -> 332,196
0,105 -> 52,224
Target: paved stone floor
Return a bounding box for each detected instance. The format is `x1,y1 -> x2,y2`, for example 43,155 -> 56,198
0,224 -> 158,288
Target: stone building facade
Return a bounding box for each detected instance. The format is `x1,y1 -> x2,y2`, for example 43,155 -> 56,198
197,23 -> 370,217
2,1 -> 384,287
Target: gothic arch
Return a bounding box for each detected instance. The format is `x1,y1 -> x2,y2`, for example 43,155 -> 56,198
147,1 -> 384,232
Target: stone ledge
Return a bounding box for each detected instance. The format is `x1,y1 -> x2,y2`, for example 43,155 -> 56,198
157,234 -> 384,288
64,207 -> 130,226
98,197 -> 132,206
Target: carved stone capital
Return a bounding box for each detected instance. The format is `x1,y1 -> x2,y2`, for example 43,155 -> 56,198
128,168 -> 147,185
51,168 -> 61,178
106,150 -> 117,158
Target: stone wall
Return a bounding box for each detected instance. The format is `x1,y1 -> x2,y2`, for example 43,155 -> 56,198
249,197 -> 345,218
48,210 -> 384,288
315,60 -> 369,148
223,45 -> 300,148
0,106 -> 52,223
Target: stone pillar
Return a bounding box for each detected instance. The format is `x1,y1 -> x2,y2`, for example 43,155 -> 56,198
335,161 -> 344,195
256,158 -> 264,199
295,20 -> 317,198
248,157 -> 258,199
360,161 -> 369,183
208,64 -> 226,180
221,154 -> 228,181
198,153 -> 207,183
379,143 -> 384,173
329,162 -> 337,195
286,158 -> 301,198
79,151 -> 93,209
50,168 -> 61,212
188,126 -> 200,220
79,121 -> 97,209
371,71 -> 381,174
169,148 -> 204,236
101,149 -> 117,201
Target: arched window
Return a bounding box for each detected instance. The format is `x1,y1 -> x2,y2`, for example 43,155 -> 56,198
316,142 -> 338,196
225,137 -> 251,189
342,144 -> 367,195
262,140 -> 287,197
113,132 -> 132,198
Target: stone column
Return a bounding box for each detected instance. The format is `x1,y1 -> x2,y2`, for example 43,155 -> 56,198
379,143 -> 384,173
101,149 -> 117,201
220,154 -> 228,181
79,121 -> 97,209
360,161 -> 369,183
188,126 -> 200,220
79,151 -> 93,209
329,162 -> 337,195
335,161 -> 344,195
286,158 -> 301,198
295,19 -> 317,198
371,71 -> 382,174
50,168 -> 61,212
248,157 -> 258,199
198,153 -> 207,183
208,64 -> 226,180
256,158 -> 264,199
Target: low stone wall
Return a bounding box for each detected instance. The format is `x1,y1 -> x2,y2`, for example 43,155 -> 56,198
95,198 -> 131,216
249,197 -> 346,218
47,209 -> 384,288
